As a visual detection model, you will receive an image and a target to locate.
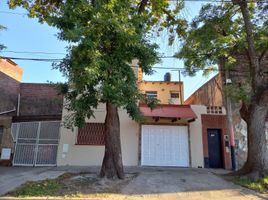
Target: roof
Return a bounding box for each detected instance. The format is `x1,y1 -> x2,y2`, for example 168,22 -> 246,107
184,74 -> 223,106
139,104 -> 197,119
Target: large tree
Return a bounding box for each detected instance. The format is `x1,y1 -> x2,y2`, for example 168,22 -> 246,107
176,1 -> 268,179
9,0 -> 184,179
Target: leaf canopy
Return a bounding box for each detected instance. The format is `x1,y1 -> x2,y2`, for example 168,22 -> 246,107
176,2 -> 268,76
8,0 -> 186,127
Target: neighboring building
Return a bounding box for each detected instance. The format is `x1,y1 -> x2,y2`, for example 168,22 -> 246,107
184,74 -> 223,106
0,59 -> 63,166
0,59 -> 22,165
138,70 -> 184,105
185,73 -> 268,169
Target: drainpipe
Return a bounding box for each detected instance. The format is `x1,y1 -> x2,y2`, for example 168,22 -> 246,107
17,93 -> 20,116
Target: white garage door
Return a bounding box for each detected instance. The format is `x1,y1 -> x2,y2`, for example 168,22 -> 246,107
141,125 -> 189,167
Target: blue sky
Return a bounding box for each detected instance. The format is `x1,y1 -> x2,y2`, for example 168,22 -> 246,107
0,1 -> 217,99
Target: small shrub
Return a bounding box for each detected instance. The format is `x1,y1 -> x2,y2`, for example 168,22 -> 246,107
233,176 -> 268,194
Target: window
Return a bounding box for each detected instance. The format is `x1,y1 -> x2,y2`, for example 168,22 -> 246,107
0,126 -> 3,145
170,92 -> 180,98
76,123 -> 105,145
145,91 -> 157,99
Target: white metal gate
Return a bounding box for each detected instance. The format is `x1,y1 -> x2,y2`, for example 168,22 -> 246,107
12,121 -> 60,166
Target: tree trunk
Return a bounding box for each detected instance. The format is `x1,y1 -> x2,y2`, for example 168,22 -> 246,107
235,104 -> 268,180
229,0 -> 268,180
100,102 -> 125,179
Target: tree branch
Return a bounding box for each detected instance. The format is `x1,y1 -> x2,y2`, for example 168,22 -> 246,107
162,8 -> 176,22
232,0 -> 260,96
138,0 -> 148,14
259,48 -> 268,64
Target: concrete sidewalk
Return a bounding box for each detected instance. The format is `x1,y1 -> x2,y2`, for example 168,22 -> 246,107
0,166 -> 65,196
0,167 -> 267,200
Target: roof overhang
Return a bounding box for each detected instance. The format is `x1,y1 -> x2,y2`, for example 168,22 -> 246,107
139,104 -> 197,123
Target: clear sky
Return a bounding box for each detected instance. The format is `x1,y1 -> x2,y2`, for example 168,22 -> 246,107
0,1 -> 217,100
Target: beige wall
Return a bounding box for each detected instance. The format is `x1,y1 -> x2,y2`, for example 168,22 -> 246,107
139,81 -> 184,104
58,104 -> 208,168
0,59 -> 23,82
57,104 -> 139,166
189,105 -> 226,168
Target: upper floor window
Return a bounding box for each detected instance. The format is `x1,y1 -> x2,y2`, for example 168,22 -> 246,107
145,91 -> 157,99
170,92 -> 180,98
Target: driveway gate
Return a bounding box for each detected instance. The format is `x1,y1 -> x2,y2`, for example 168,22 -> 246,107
12,121 -> 60,166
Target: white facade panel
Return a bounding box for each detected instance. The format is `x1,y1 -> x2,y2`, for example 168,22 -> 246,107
141,125 -> 189,167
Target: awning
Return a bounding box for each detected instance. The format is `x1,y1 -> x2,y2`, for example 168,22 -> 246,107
139,104 -> 197,122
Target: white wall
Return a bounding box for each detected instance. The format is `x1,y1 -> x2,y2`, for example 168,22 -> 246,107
57,104 -> 139,166
189,105 -> 206,168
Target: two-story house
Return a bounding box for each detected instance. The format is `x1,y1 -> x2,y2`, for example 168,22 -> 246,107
57,63 -> 203,168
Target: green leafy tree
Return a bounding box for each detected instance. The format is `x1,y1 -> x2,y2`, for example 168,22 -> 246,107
176,1 -> 268,179
8,0 -> 184,178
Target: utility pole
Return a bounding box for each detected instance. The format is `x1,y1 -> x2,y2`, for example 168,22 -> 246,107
172,69 -> 183,104
225,69 -> 236,171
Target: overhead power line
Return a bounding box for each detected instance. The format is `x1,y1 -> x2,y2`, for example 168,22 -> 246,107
2,50 -> 66,55
0,56 -> 62,62
0,55 -> 206,71
0,55 -> 177,61
1,55 -> 256,75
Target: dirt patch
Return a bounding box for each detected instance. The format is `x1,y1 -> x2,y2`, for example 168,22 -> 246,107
58,173 -> 137,197
6,172 -> 137,198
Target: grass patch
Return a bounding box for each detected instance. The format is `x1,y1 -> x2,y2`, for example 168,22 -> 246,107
233,176 -> 268,193
7,173 -> 76,198
8,179 -> 63,197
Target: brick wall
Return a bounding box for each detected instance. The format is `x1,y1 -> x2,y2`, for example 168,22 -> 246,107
184,74 -> 223,106
201,114 -> 231,170
19,83 -> 63,116
0,72 -> 20,112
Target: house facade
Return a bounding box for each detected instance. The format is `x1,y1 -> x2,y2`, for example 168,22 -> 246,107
57,63 -> 232,169
0,59 -> 63,166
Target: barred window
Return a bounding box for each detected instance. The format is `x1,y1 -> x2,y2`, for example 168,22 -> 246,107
76,123 -> 105,145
